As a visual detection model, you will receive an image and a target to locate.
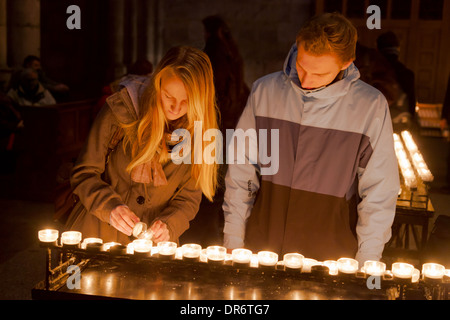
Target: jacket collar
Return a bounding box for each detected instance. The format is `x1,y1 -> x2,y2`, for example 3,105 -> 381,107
106,75 -> 150,124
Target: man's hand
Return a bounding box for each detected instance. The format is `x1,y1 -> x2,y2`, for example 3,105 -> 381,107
110,205 -> 140,236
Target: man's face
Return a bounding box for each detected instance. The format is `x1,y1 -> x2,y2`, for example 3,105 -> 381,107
296,43 -> 352,90
28,60 -> 41,71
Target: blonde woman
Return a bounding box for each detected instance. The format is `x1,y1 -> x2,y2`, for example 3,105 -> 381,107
65,46 -> 220,245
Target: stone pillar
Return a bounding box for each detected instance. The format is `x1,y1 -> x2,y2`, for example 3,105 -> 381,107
107,0 -> 126,81
6,0 -> 41,68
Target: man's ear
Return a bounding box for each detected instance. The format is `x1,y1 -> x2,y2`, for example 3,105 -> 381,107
340,60 -> 353,70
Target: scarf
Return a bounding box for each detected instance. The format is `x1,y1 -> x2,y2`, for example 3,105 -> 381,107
130,115 -> 190,186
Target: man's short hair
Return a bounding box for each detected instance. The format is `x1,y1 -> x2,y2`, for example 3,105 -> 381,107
296,12 -> 358,65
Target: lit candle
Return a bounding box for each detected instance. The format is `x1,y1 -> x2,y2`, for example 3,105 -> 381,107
283,253 -> 304,270
103,242 -> 122,252
337,258 -> 359,274
363,260 -> 386,276
231,248 -> 252,266
60,231 -> 82,246
157,241 -> 177,259
257,251 -> 278,267
181,243 -> 202,261
393,133 -> 417,189
392,262 -> 414,279
38,229 -> 59,243
109,244 -> 127,255
175,247 -> 183,260
301,258 -> 320,273
412,268 -> 421,283
200,249 -> 208,262
132,239 -> 152,255
206,245 -> 227,263
323,260 -> 338,275
250,254 -> 259,268
422,263 -> 445,280
400,130 -> 434,183
81,237 -> 103,249
126,243 -> 134,254
444,269 -> 450,279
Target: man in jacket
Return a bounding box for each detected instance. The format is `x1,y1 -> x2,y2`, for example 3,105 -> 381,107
223,13 -> 400,265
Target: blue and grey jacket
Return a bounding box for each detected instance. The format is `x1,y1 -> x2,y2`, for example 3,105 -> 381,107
223,44 -> 400,264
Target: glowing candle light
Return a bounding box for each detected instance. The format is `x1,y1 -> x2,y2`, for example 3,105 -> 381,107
61,231 -> 82,246
175,247 -> 183,260
401,130 -> 434,183
301,258 -> 320,273
181,243 -> 202,260
157,241 -> 177,258
206,245 -> 227,263
283,253 -> 304,270
231,248 -> 252,266
393,133 -> 417,189
392,262 -> 414,279
38,229 -> 59,243
126,243 -> 134,254
81,237 -> 103,249
103,242 -> 122,252
323,260 -> 338,275
412,268 -> 421,283
363,260 -> 386,276
132,239 -> 152,254
337,258 -> 359,274
444,269 -> 450,279
200,249 -> 208,262
250,254 -> 259,268
257,251 -> 278,267
422,263 -> 445,280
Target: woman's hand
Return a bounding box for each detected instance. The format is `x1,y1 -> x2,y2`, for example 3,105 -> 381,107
150,220 -> 170,243
110,205 -> 140,236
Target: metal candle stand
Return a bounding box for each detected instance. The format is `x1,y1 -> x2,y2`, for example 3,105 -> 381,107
37,239 -> 449,300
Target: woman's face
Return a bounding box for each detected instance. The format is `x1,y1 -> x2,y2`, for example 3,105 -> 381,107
160,73 -> 188,121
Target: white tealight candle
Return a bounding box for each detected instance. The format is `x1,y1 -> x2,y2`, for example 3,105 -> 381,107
445,269 -> 450,278
363,260 -> 386,276
283,253 -> 304,270
38,229 -> 59,243
422,263 -> 445,280
61,231 -> 82,246
206,245 -> 227,262
257,251 -> 278,267
231,248 -> 252,265
412,268 -> 421,283
392,262 -> 414,279
323,260 -> 339,275
250,254 -> 259,268
181,243 -> 202,259
81,237 -> 103,249
175,247 -> 183,260
200,249 -> 208,262
126,243 -> 134,254
132,239 -> 152,253
301,258 -> 320,273
337,258 -> 359,274
157,241 -> 177,256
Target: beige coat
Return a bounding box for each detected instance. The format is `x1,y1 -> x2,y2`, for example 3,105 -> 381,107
65,88 -> 202,245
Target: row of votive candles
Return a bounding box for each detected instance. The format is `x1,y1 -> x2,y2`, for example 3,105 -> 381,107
38,229 -> 450,281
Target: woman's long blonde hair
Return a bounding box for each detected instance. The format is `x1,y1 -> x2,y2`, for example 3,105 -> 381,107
123,46 -> 220,201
